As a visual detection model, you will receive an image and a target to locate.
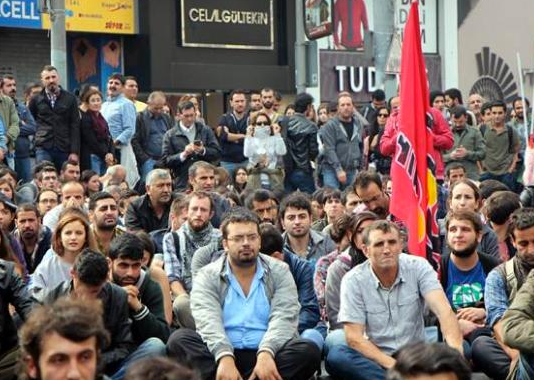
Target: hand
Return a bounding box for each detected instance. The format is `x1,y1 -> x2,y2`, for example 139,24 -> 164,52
216,356 -> 241,380
246,125 -> 255,137
123,285 -> 143,312
68,153 -> 79,163
193,141 -> 204,153
458,319 -> 484,337
248,352 -> 282,380
337,170 -> 347,185
508,165 -> 516,173
455,146 -> 467,159
224,126 -> 229,134
184,143 -> 196,156
272,124 -> 281,134
113,140 -> 121,147
457,307 -> 486,323
105,153 -> 115,166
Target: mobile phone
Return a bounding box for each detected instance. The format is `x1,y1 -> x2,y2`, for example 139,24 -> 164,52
194,140 -> 202,146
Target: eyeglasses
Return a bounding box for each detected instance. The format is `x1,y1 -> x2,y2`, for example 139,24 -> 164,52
377,114 -> 389,118
256,122 -> 270,126
226,234 -> 260,244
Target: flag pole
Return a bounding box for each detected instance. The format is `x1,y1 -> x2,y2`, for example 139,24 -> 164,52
517,53 -> 529,148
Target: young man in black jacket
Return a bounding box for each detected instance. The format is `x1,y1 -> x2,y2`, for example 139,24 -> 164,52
109,233 -> 170,344
37,249 -> 166,380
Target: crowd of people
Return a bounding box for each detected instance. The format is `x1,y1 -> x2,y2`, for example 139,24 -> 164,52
2,64 -> 534,380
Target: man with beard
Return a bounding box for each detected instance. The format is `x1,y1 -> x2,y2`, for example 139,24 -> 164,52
19,298 -> 108,380
441,210 -> 499,342
125,169 -> 172,233
354,171 -> 390,219
280,193 -> 336,266
258,87 -> 281,124
163,191 -> 221,328
28,65 -> 79,171
89,192 -> 124,255
250,90 -> 262,112
471,208 -> 534,380
245,189 -> 279,225
13,204 -> 52,274
166,209 -> 320,380
109,233 -> 170,344
1,74 -> 35,183
188,161 -> 230,229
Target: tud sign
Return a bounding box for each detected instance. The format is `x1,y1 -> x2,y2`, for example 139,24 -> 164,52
180,0 -> 273,50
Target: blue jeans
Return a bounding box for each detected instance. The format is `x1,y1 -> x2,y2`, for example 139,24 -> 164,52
479,172 -> 516,192
322,167 -> 356,190
14,157 -> 32,183
284,169 -> 316,194
220,160 -> 248,177
324,329 -> 347,356
140,158 -> 156,183
301,328 -> 325,351
516,353 -> 534,380
111,337 -> 166,380
90,154 -> 107,175
326,345 -> 386,380
35,147 -> 69,172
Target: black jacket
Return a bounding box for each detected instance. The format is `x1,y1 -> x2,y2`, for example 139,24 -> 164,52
0,259 -> 32,356
282,114 -> 319,173
13,226 -> 52,274
79,110 -> 114,171
128,271 -> 170,344
28,88 -> 81,155
162,122 -> 221,190
440,252 -> 500,296
131,110 -> 174,165
39,281 -> 135,374
125,194 -> 170,233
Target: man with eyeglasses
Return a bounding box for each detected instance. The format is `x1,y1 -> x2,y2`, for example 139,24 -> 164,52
166,208 -> 320,380
163,191 -> 221,329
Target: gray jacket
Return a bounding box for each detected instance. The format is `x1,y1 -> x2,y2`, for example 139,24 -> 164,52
320,116 -> 364,173
192,253 -> 299,361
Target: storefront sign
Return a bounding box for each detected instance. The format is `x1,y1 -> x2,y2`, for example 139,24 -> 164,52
0,0 -> 41,28
181,0 -> 273,50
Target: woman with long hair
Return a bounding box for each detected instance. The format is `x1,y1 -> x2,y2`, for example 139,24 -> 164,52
81,169 -> 102,198
365,106 -> 391,174
317,103 -> 330,128
243,111 -> 286,192
79,88 -> 115,174
0,227 -> 25,278
30,208 -> 98,298
230,166 -> 248,195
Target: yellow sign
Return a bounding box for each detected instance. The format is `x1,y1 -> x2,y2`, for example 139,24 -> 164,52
42,0 -> 136,34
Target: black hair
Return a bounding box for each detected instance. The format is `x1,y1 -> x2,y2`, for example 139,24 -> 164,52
322,188 -> 342,205
109,233 -> 144,261
294,92 -> 314,113
512,96 -> 530,109
245,189 -> 277,210
60,159 -> 79,172
178,100 -> 195,113
354,170 -> 383,194
88,191 -> 116,211
372,89 -> 386,101
429,90 -> 444,106
279,192 -> 312,219
444,88 -> 463,104
481,101 -> 493,114
108,72 -> 125,85
73,249 -> 109,286
229,89 -> 246,100
485,191 -> 521,225
511,208 -> 534,239
446,163 -> 466,177
387,342 -> 471,380
479,179 -> 510,200
125,357 -> 200,380
490,100 -> 507,112
259,223 -> 284,255
220,208 -> 260,239
133,230 -> 155,266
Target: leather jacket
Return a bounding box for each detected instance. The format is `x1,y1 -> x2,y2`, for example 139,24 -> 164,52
282,114 -> 319,173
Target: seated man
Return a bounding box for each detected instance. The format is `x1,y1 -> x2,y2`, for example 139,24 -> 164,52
109,233 -> 170,343
19,298 -> 109,380
38,249 -> 165,380
441,210 -> 499,344
0,258 -> 33,380
326,220 -> 462,380
167,209 -> 320,380
311,188 -> 345,232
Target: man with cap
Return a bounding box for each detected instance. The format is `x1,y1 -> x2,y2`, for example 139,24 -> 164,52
443,106 -> 486,181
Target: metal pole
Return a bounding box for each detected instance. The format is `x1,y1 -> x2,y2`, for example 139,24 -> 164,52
373,0 -> 395,96
50,0 -> 68,88
517,53 -> 529,147
295,0 -> 307,93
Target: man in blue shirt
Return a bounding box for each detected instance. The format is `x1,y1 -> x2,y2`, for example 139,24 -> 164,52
166,209 -> 320,380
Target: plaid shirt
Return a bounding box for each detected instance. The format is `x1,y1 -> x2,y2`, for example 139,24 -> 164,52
313,250 -> 340,322
484,268 -> 509,328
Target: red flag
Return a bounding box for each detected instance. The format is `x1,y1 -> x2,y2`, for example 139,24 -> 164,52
390,1 -> 440,270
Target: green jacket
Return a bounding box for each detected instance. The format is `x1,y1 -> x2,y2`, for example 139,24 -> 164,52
443,125 -> 485,181
0,95 -> 20,150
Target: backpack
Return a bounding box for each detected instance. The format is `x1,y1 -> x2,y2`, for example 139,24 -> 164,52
496,259 -> 518,301
480,124 -> 515,154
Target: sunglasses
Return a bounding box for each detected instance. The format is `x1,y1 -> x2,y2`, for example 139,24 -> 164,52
256,122 -> 270,126
377,113 -> 389,118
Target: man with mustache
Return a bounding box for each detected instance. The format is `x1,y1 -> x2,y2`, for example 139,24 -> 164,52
89,192 -> 124,256
441,210 -> 499,341
354,171 -> 390,220
163,190 -> 221,328
110,233 -> 170,344
28,65 -> 79,172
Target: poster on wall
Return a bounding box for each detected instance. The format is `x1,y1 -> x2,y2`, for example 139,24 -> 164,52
304,0 -> 334,40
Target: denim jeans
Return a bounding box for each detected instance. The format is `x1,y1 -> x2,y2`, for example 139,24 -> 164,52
516,353 -> 534,380
284,169 -> 316,194
322,167 -> 356,190
326,345 -> 386,380
324,329 -> 347,356
140,158 -> 157,183
35,147 -> 69,172
221,160 -> 248,177
14,157 -> 32,183
479,172 -> 516,192
301,328 -> 325,351
110,337 -> 166,380
90,154 -> 107,175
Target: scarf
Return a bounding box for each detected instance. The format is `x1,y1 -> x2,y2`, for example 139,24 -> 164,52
89,110 -> 110,140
